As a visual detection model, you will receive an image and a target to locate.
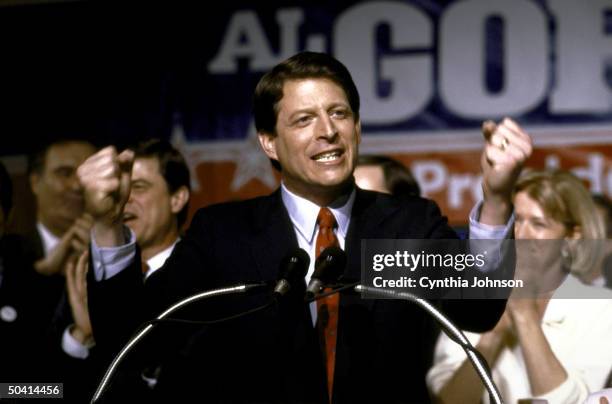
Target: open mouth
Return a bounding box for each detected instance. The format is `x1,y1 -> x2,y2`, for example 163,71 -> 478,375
122,212 -> 137,223
311,149 -> 344,163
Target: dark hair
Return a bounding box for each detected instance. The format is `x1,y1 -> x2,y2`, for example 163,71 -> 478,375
133,139 -> 191,228
0,161 -> 12,218
253,52 -> 361,170
357,155 -> 420,197
27,138 -> 96,176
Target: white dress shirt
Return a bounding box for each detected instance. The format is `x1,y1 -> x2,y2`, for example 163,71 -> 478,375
280,183 -> 353,285
144,240 -> 179,280
37,222 -> 60,257
427,275 -> 612,404
281,183 -> 354,322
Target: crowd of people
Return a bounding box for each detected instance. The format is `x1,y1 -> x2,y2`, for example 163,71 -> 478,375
0,138 -> 192,403
0,51 -> 610,403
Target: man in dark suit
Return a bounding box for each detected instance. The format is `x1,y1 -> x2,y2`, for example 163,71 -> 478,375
1,159 -> 96,404
79,52 -> 532,403
26,139 -> 97,343
24,139 -> 98,403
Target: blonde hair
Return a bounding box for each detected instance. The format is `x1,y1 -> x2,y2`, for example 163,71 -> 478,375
514,169 -> 605,277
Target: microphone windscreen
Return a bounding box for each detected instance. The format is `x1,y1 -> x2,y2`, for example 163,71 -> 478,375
280,248 -> 310,283
313,246 -> 346,283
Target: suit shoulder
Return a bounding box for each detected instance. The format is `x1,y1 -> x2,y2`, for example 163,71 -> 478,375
1,233 -> 34,262
364,189 -> 443,216
188,193 -> 278,231
357,189 -> 454,238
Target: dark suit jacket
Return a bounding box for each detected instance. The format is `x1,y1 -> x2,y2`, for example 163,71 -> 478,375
89,189 -> 506,404
1,229 -> 100,403
0,234 -> 50,383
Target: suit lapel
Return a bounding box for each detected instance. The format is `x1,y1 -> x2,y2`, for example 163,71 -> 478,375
247,190 -> 325,399
344,189 -> 401,282
248,189 -> 300,282
25,228 -> 45,261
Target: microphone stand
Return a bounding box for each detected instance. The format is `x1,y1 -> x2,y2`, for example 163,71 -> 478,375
354,285 -> 504,404
91,283 -> 265,403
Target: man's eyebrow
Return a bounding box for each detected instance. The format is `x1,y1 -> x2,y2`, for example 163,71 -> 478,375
327,102 -> 349,109
287,102 -> 350,118
53,163 -> 77,169
288,108 -> 315,118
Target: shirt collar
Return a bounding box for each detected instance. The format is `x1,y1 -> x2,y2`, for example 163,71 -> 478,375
147,239 -> 180,271
281,182 -> 354,244
145,239 -> 179,279
37,222 -> 60,257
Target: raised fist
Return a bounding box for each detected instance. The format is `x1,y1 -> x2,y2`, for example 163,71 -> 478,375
77,146 -> 134,225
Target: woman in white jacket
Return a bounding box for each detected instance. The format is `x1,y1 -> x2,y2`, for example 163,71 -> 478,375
427,170 -> 612,404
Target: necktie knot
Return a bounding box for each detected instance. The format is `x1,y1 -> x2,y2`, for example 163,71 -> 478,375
316,208 -> 339,257
317,207 -> 337,231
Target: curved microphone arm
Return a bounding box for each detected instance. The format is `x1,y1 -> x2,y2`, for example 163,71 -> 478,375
354,285 -> 504,404
91,283 -> 265,403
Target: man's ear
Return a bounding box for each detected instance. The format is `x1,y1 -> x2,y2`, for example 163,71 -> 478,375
257,131 -> 278,160
170,185 -> 190,215
355,119 -> 362,145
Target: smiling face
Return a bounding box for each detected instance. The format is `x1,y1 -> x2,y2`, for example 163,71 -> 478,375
258,78 -> 361,205
514,191 -> 569,240
30,141 -> 96,236
513,191 -> 574,291
123,157 -> 184,257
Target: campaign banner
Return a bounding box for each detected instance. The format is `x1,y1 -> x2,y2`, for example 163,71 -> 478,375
171,0 -> 612,224
2,0 -> 612,226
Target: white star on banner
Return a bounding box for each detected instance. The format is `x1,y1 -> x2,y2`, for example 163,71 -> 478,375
230,124 -> 277,191
171,118 -> 277,193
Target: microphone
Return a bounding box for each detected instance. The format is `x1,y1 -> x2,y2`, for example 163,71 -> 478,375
273,248 -> 310,297
305,246 -> 346,299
